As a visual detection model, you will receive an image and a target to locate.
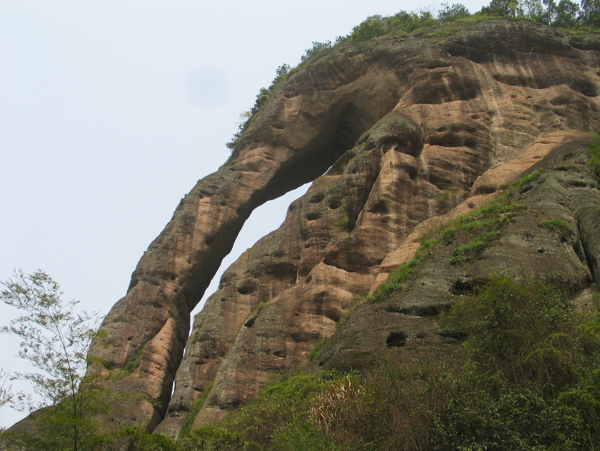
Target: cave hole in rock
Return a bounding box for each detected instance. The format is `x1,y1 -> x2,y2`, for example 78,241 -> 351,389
190,181 -> 312,318
386,331 -> 408,348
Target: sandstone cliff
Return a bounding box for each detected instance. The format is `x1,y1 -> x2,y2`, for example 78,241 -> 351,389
84,19 -> 600,437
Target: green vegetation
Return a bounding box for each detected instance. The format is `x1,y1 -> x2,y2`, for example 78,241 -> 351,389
423,26 -> 462,38
440,181 -> 530,264
0,270 -> 105,450
175,278 -> 600,450
370,178 -> 531,302
507,170 -> 541,190
122,342 -> 148,374
368,239 -> 436,303
183,373 -> 335,450
308,337 -> 329,361
10,277 -> 594,450
587,131 -> 600,176
226,64 -> 292,151
180,382 -> 214,436
450,230 -> 502,264
436,278 -> 600,450
98,426 -> 179,451
0,271 -> 179,450
0,370 -> 10,409
336,212 -> 350,231
226,1 -> 599,152
539,218 -> 575,240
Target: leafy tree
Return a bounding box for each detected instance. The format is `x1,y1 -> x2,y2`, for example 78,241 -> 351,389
0,270 -> 102,450
481,0 -> 520,16
437,3 -> 471,21
581,0 -> 600,26
520,0 -> 546,17
300,41 -> 334,62
347,15 -> 388,41
0,370 -> 11,409
539,0 -> 581,25
435,278 -> 600,449
226,63 -> 295,151
554,0 -> 581,27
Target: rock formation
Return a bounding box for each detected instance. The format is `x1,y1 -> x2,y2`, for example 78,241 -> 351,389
83,19 -> 600,437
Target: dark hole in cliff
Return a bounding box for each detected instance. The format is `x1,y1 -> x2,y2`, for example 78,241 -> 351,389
422,59 -> 452,69
451,278 -> 478,295
569,78 -> 598,97
328,199 -> 342,209
568,180 -> 589,188
474,185 -> 496,195
520,184 -> 534,194
335,102 -> 379,154
386,331 -> 407,348
386,304 -> 443,317
553,108 -> 568,118
305,211 -> 322,221
380,136 -> 422,157
291,331 -> 314,343
439,330 -> 468,341
400,162 -> 419,180
426,127 -> 479,149
309,193 -> 325,203
368,199 -> 389,214
325,308 -> 342,323
493,74 -> 552,89
411,75 -> 481,104
265,262 -> 297,282
237,279 -> 258,295
551,95 -> 575,106
244,316 -> 256,328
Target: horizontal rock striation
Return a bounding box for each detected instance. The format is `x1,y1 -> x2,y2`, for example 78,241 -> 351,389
83,19 -> 600,435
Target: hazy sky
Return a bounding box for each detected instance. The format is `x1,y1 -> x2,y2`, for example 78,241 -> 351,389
0,0 -> 489,427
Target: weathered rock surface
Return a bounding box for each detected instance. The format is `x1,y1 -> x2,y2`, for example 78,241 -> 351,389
314,136 -> 600,373
81,19 -> 600,436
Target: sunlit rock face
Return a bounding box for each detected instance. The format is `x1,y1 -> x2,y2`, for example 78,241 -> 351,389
81,19 -> 600,436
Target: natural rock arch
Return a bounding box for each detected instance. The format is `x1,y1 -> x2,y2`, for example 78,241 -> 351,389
84,20 -> 600,435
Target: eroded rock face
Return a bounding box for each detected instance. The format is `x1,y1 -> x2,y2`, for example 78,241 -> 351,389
84,19 -> 600,435
313,136 -> 600,374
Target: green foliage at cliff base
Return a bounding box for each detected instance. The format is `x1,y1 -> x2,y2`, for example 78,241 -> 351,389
587,132 -> 600,177
181,278 -> 600,450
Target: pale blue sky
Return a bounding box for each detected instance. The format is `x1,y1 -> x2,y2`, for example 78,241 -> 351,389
0,0 -> 489,427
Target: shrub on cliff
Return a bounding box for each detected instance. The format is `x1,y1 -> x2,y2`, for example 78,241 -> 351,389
587,131 -> 600,177
187,278 -> 600,450
434,278 -> 600,449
